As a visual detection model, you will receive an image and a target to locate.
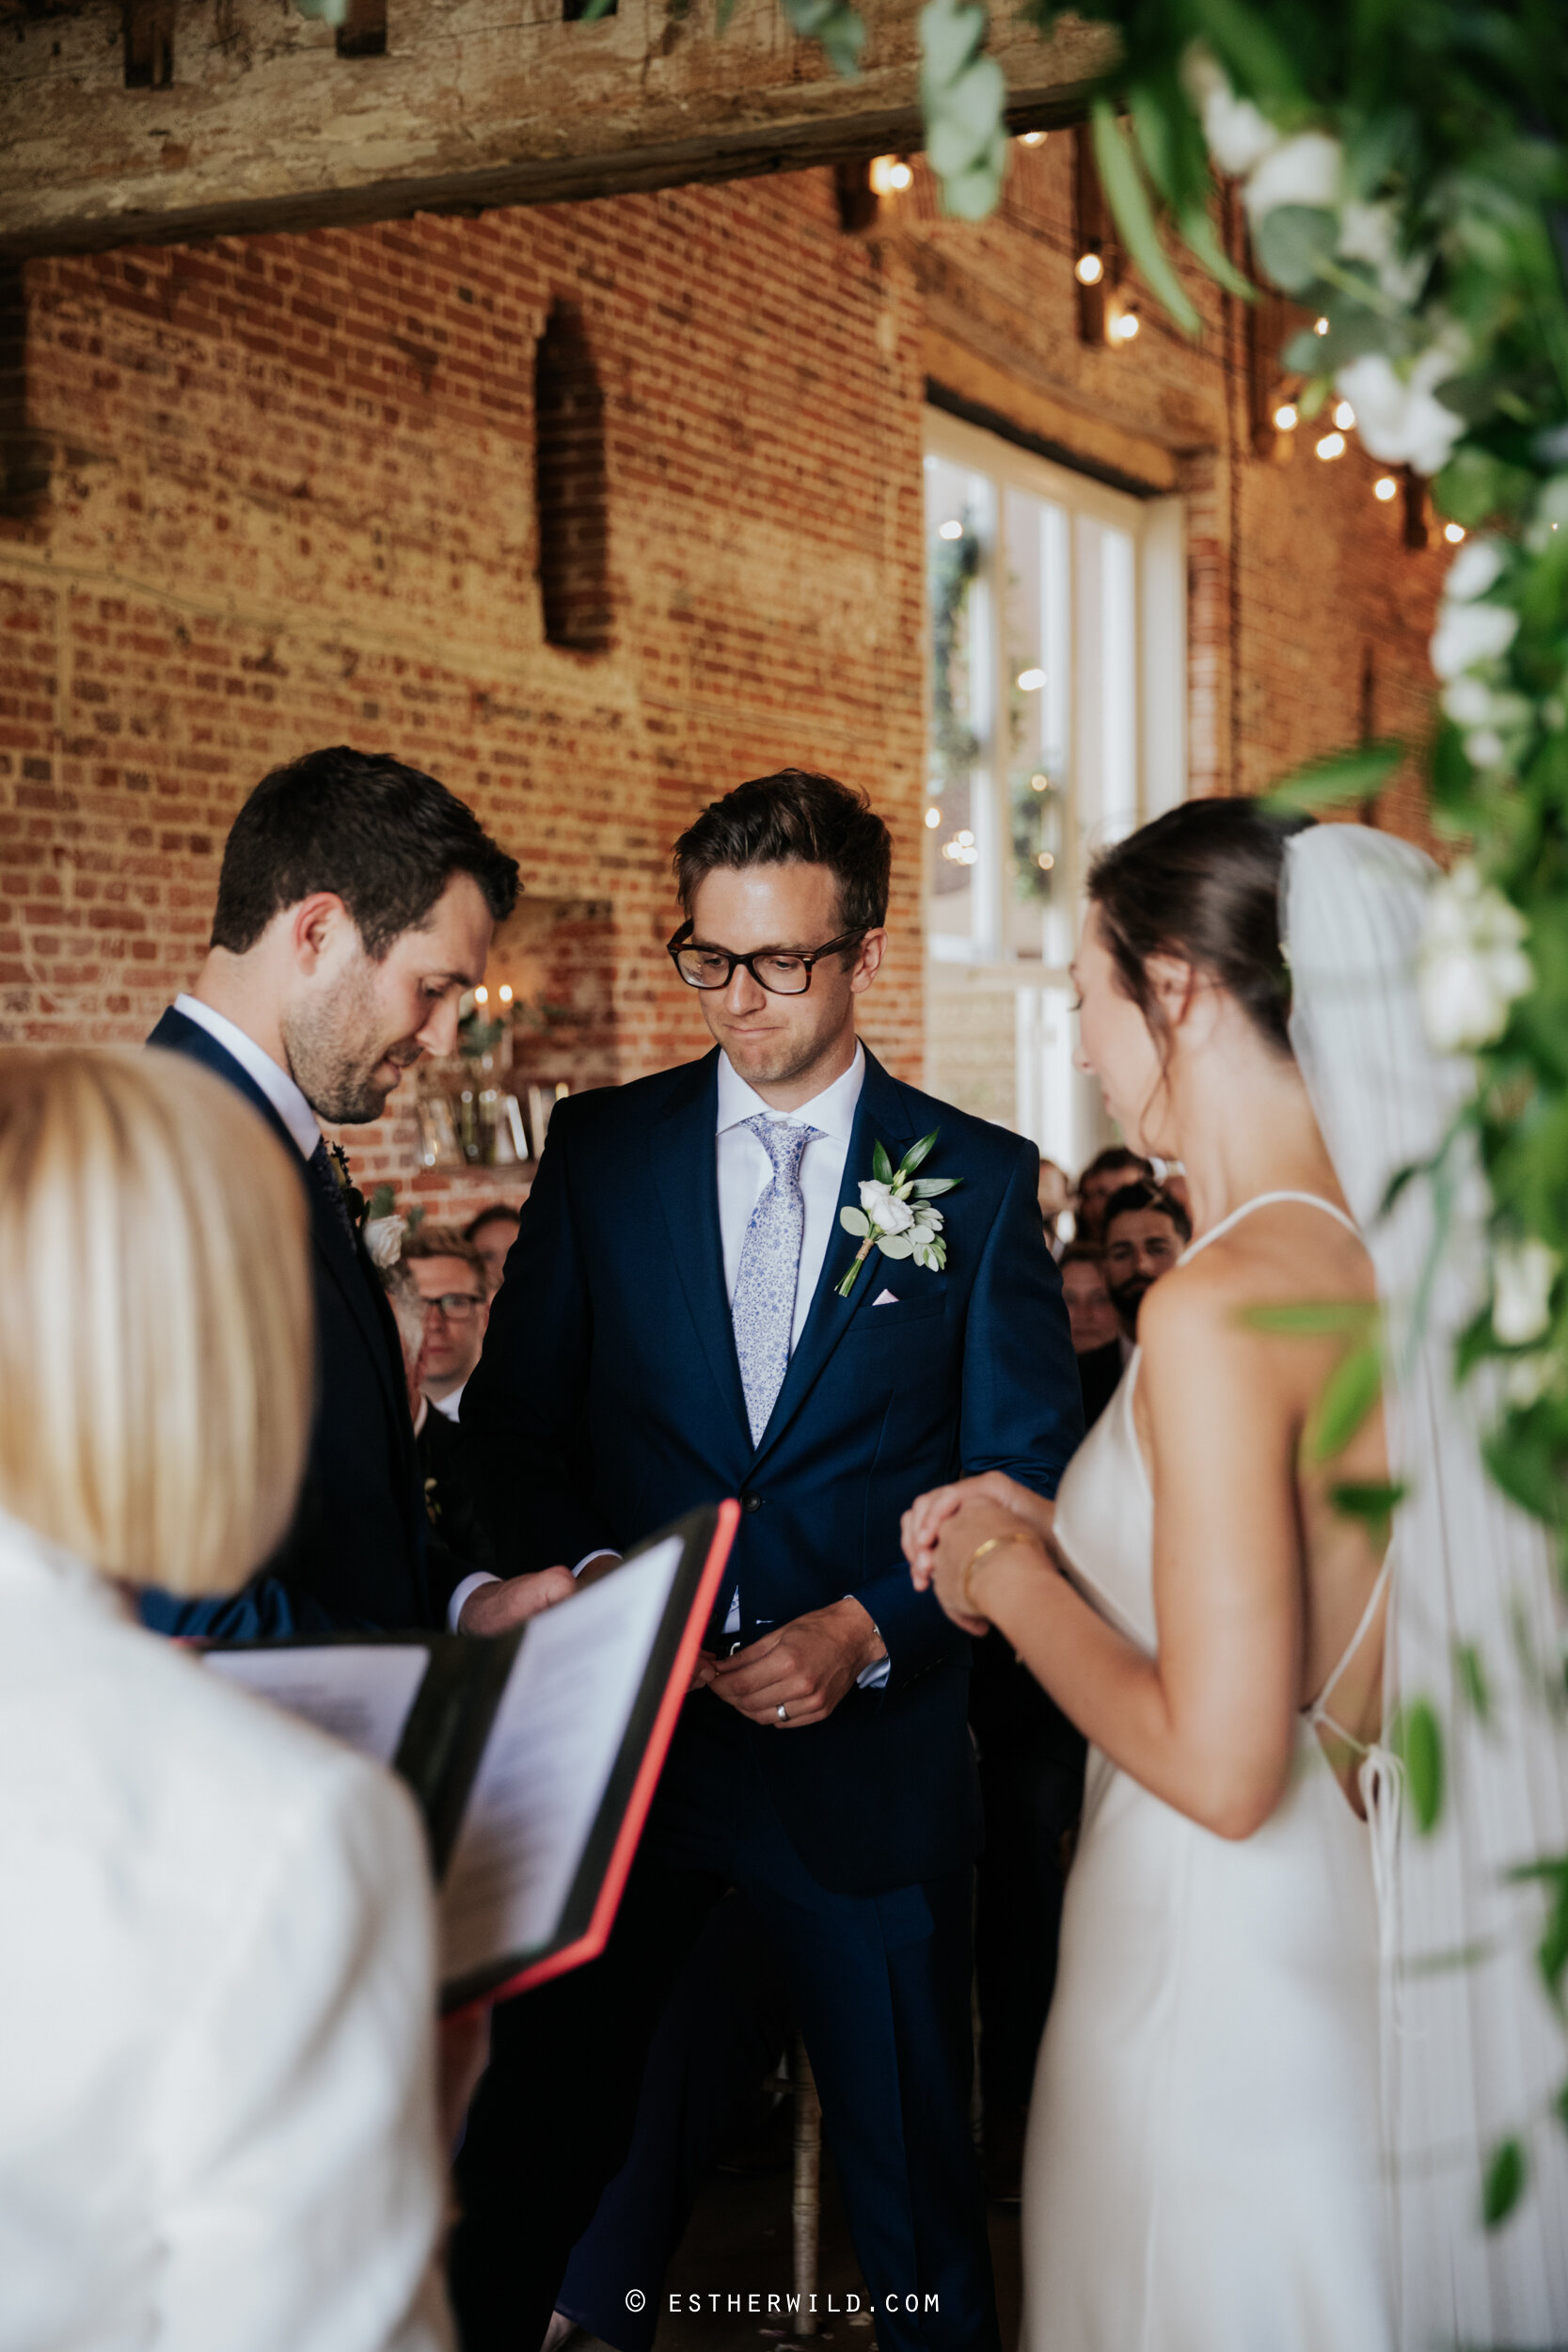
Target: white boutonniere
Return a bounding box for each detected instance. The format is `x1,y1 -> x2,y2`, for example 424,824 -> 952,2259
836,1130 -> 960,1298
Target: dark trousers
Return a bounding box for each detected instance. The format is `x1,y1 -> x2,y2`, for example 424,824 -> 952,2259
450,1749 -> 1000,2352
556,1892 -> 792,2352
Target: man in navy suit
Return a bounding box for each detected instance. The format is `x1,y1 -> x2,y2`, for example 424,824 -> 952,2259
144,743 -> 530,1638
453,770 -> 1083,2352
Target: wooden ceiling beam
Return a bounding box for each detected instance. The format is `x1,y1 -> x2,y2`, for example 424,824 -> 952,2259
0,0 -> 1113,260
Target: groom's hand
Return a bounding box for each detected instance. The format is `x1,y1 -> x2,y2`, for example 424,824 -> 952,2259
457,1566 -> 578,1635
708,1597 -> 886,1729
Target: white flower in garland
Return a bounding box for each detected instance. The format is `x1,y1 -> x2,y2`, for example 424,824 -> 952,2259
1242,130 -> 1342,227
1417,861 -> 1533,1053
1336,342 -> 1469,479
1492,1237 -> 1560,1349
1181,45 -> 1279,176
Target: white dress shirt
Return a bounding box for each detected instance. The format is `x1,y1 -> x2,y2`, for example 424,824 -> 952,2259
431,1384 -> 465,1423
173,993 -> 322,1160
0,1511 -> 451,2352
715,1041 -> 864,1351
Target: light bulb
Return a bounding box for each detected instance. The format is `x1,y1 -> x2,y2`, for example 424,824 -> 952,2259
1273,402 -> 1298,432
1445,521 -> 1466,544
474,985 -> 489,1006
1037,851 -> 1055,871
1374,476 -> 1398,502
957,830 -> 974,847
868,155 -> 912,196
925,806 -> 942,829
1017,667 -> 1046,691
1111,309 -> 1140,342
1074,252 -> 1104,286
1313,315 -> 1330,336
938,518 -> 963,541
499,983 -> 514,1004
1315,431 -> 1346,461
1020,131 -> 1047,147
1333,399 -> 1355,430
1029,772 -> 1048,792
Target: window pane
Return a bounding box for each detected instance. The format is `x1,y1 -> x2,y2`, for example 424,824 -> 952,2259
926,456 -> 995,954
1100,525 -> 1137,840
1002,486 -> 1070,960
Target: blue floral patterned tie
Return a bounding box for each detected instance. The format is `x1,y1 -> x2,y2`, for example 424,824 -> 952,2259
731,1115 -> 821,1446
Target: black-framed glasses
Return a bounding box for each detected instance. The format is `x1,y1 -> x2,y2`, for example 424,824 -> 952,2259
421,1292 -> 485,1321
666,921 -> 865,996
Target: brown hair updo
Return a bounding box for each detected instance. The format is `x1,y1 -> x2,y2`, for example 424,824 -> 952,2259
1086,800 -> 1314,1059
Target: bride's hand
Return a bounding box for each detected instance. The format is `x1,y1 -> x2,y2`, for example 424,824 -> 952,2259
921,1495 -> 1050,1635
903,1470 -> 1053,1587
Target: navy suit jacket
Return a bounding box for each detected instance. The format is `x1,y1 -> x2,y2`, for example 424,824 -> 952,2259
462,1044 -> 1083,1896
141,1007 -> 432,1637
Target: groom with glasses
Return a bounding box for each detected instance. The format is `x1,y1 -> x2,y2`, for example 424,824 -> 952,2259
452,769 -> 1083,2352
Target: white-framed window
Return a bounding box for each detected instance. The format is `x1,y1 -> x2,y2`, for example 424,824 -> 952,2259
923,407 -> 1186,1169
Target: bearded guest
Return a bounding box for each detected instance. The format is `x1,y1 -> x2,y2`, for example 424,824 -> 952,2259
1101,1181 -> 1192,1341
142,745 -> 553,1642
1071,1144 -> 1153,1247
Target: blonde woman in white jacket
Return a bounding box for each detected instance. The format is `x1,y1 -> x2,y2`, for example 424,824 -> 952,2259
0,1048 -> 452,2352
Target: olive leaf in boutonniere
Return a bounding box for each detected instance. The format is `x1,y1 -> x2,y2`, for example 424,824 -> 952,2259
836,1129 -> 961,1299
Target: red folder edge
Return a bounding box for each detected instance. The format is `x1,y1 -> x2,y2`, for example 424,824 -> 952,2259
457,1497 -> 741,2015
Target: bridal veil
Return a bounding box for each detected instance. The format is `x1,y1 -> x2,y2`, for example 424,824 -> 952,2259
1282,823 -> 1568,2348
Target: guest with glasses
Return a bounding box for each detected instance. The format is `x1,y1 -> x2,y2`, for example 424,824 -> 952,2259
404,1227 -> 491,1423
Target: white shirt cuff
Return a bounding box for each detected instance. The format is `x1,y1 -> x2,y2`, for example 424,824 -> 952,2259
450,1550 -> 620,1632
449,1571 -> 499,1631
856,1656 -> 892,1691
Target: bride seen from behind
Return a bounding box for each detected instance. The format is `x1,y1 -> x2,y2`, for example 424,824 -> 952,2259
906,799 -> 1395,2350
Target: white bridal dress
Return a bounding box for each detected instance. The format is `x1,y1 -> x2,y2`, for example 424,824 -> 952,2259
1022,826 -> 1568,2351
1023,1193 -> 1392,2352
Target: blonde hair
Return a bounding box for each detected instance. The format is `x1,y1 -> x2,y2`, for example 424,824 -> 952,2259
0,1048 -> 314,1595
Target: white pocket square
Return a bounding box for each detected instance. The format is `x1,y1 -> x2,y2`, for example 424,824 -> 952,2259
873,1288 -> 900,1306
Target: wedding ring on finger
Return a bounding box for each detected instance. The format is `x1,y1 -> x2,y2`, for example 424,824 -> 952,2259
776,1704 -> 788,1724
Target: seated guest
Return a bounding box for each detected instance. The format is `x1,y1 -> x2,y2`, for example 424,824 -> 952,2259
146,742 -> 522,1640
383,1258 -> 500,1621
1058,1243 -> 1123,1428
466,1202 -> 521,1294
0,1047 -> 451,2352
1072,1143 -> 1154,1246
1101,1179 -> 1193,1340
404,1226 -> 491,1422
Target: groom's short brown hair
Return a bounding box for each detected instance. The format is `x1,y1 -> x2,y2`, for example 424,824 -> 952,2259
673,769 -> 892,937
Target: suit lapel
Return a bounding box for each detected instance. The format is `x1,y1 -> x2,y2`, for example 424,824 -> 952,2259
750,1048 -> 918,1470
150,1007 -> 412,1471
648,1050 -> 754,1458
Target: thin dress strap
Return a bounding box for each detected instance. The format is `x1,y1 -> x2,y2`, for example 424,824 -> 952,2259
1178,1189 -> 1360,1267
1307,1552 -> 1394,1751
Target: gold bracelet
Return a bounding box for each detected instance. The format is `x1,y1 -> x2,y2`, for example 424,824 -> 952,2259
961,1533 -> 1030,1618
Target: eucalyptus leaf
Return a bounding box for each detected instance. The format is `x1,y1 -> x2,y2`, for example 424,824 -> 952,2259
1303,1342 -> 1384,1464
1242,1299 -> 1380,1338
840,1205 -> 871,1236
873,1139 -> 894,1185
918,0 -> 983,92
1254,204 -> 1338,295
1329,1480 -> 1408,1543
1455,1641 -> 1493,1723
1482,2137 -> 1527,2229
1264,740 -> 1402,815
1091,102 -> 1202,338
1391,1698 -> 1446,1835
877,1232 -> 916,1260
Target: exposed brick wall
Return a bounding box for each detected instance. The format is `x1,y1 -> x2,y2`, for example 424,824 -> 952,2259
0,142 -> 1447,1210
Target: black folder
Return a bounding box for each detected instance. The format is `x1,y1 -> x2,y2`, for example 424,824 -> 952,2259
201,1501 -> 738,2012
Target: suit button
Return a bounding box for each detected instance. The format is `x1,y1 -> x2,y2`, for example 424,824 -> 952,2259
741,1494 -> 762,1515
